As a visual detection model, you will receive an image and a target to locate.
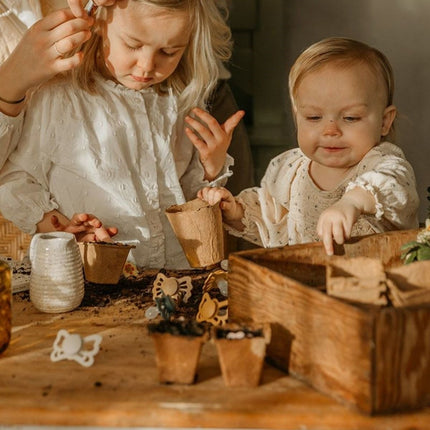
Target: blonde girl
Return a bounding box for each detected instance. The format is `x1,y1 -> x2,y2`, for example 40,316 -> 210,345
0,0 -> 244,269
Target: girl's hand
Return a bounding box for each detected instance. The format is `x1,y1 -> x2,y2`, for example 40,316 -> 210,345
198,186 -> 245,231
185,108 -> 245,181
51,212 -> 118,242
0,9 -> 93,115
68,0 -> 116,18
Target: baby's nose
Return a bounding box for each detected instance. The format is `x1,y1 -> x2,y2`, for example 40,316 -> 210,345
323,120 -> 341,136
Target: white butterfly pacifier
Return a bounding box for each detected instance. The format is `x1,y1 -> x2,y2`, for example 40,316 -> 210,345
51,329 -> 102,367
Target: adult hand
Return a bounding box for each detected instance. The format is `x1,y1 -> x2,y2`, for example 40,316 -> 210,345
68,0 -> 117,18
185,108 -> 245,181
0,8 -> 93,115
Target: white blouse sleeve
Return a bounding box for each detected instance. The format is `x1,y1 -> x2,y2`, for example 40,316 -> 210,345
0,91 -> 59,234
0,111 -> 24,169
225,149 -> 303,247
345,142 -> 419,229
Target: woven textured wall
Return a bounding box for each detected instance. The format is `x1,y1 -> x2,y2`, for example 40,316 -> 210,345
0,214 -> 31,260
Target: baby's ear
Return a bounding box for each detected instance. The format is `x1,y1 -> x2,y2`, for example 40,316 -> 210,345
381,105 -> 397,136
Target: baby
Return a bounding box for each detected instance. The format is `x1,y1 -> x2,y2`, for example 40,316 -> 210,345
199,37 -> 419,255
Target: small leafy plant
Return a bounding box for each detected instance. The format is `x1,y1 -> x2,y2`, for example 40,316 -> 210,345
401,186 -> 430,265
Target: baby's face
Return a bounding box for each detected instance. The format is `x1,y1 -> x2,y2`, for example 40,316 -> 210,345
102,1 -> 191,90
294,62 -> 395,172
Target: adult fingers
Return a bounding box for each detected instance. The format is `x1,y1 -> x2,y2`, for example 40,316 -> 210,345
68,0 -> 86,18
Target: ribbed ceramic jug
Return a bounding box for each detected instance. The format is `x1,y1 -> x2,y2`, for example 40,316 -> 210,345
29,232 -> 84,313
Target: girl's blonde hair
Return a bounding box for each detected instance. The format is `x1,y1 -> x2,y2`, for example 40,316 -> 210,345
72,0 -> 232,113
289,37 -> 395,138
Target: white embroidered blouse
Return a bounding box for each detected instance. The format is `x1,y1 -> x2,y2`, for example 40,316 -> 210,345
0,76 -> 232,269
226,142 -> 419,247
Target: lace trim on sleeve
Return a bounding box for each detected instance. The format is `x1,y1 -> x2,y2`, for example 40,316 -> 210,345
345,181 -> 384,220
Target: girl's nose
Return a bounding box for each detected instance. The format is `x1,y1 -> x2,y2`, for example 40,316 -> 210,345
137,50 -> 156,73
323,120 -> 341,136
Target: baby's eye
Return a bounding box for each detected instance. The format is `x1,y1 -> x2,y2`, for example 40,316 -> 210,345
344,116 -> 361,122
306,115 -> 321,121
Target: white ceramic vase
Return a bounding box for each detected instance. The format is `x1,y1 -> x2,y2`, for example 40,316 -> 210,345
29,232 -> 84,313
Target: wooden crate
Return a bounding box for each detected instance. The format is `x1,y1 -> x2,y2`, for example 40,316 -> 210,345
228,230 -> 430,415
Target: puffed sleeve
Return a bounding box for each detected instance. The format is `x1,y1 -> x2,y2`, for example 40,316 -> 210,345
225,149 -> 304,247
345,142 -> 419,229
0,90 -> 59,234
0,111 -> 24,168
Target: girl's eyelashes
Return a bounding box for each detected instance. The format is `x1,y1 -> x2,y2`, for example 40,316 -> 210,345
126,43 -> 141,51
161,50 -> 179,57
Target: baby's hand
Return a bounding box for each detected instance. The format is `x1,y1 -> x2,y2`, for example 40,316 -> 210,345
317,200 -> 361,256
317,187 -> 377,255
185,108 -> 245,181
51,213 -> 118,242
198,186 -> 245,230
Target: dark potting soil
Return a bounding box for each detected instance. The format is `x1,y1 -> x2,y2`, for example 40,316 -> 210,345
147,319 -> 208,337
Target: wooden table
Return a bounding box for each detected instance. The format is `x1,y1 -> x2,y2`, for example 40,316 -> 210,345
1,285 -> 430,429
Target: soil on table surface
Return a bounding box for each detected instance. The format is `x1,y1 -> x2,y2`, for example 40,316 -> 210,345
14,267 -> 225,322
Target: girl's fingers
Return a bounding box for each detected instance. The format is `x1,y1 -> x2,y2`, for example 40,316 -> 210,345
185,127 -> 206,152
223,110 -> 245,135
188,108 -> 224,142
185,115 -> 214,144
94,226 -> 113,242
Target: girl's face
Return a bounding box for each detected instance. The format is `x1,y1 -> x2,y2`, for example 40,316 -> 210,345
294,62 -> 396,173
103,1 -> 191,90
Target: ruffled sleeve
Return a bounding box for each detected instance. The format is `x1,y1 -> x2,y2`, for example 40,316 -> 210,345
225,148 -> 304,247
345,142 -> 419,229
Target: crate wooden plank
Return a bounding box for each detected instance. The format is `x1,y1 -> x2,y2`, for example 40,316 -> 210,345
228,230 -> 430,414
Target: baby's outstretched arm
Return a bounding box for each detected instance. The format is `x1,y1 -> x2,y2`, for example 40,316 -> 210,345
0,9 -> 93,116
198,186 -> 245,231
317,187 -> 376,255
185,108 -> 245,181
37,210 -> 118,242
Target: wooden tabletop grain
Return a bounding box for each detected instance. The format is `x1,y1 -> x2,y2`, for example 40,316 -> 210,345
1,292 -> 429,429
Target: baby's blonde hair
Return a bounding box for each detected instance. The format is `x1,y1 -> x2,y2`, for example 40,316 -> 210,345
289,37 -> 395,139
72,0 -> 232,113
